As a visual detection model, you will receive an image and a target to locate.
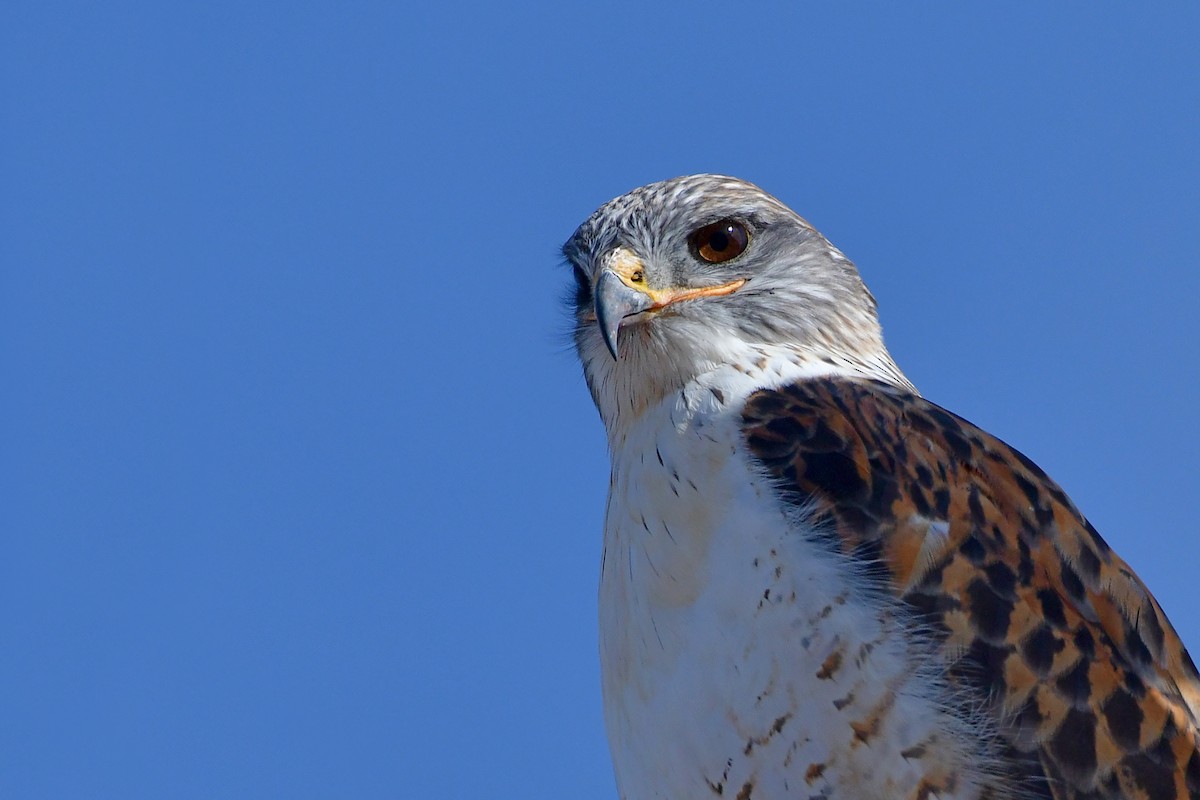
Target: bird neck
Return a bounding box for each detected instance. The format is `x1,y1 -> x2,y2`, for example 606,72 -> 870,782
593,340 -> 915,450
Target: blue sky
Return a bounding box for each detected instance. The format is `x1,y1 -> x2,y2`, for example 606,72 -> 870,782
3,3 -> 1198,797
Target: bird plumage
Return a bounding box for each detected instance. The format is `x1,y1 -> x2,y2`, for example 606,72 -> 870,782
565,174 -> 1199,799
743,377 -> 1200,798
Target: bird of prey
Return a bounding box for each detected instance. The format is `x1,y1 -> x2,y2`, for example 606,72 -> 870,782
564,175 -> 1200,800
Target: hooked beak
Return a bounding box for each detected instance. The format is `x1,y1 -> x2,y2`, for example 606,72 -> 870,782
594,270 -> 653,360
593,268 -> 747,360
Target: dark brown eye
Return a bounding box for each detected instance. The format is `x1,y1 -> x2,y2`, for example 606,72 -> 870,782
689,219 -> 749,264
571,264 -> 591,308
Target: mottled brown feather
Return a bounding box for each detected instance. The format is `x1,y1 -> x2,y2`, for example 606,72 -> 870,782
742,378 -> 1200,800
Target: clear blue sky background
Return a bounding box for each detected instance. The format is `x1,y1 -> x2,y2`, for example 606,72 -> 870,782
4,3 -> 1198,797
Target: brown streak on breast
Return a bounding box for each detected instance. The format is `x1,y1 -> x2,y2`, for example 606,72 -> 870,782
850,690 -> 896,746
816,649 -> 844,680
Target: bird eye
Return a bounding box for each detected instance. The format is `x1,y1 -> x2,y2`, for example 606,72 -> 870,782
572,264 -> 592,308
689,219 -> 749,264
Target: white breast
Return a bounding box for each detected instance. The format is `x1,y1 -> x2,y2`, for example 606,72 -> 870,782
598,363 -> 997,800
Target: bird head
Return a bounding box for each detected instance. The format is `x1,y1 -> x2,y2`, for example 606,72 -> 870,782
563,174 -> 911,428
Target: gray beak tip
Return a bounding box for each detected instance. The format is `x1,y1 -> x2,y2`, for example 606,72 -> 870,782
601,326 -> 620,361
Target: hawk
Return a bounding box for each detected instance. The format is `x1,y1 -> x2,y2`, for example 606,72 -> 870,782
564,175 -> 1200,800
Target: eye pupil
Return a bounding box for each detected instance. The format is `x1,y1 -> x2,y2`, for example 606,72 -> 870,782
690,219 -> 749,264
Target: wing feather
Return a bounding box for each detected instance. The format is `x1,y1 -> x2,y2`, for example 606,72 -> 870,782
741,378 -> 1200,800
